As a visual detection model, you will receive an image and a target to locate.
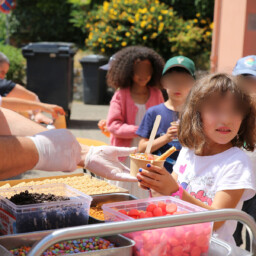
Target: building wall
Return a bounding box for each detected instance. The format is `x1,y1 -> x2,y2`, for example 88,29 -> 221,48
243,1 -> 256,56
211,0 -> 256,73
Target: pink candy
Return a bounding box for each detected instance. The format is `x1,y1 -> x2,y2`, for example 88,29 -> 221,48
126,222 -> 212,256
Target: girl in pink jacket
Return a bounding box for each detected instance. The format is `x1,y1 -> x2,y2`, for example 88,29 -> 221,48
107,46 -> 164,151
106,46 -> 164,198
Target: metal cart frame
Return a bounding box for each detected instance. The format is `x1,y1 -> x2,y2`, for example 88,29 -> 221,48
27,209 -> 256,256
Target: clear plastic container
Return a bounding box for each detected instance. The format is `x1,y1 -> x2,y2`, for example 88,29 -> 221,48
0,184 -> 92,234
102,196 -> 213,256
89,193 -> 137,223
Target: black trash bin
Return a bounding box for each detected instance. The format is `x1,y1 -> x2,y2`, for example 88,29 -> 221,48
80,55 -> 108,104
22,42 -> 77,118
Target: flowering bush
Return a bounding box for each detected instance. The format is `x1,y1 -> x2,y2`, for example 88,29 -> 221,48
82,0 -> 212,69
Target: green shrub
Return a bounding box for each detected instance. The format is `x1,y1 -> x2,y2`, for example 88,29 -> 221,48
8,0 -> 84,47
68,0 -> 91,33
0,13 -> 7,43
82,0 -> 212,69
160,0 -> 214,20
0,44 -> 25,84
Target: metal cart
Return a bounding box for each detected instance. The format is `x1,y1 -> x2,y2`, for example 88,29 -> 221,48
2,209 -> 256,255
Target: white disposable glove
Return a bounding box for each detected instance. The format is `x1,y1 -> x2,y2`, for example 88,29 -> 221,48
84,146 -> 137,182
29,129 -> 81,172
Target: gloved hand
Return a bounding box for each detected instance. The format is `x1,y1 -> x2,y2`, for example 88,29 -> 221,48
29,129 -> 81,172
84,146 -> 137,182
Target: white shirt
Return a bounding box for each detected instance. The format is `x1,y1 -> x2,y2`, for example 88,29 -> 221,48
0,95 -> 2,106
173,147 -> 256,244
131,103 -> 147,147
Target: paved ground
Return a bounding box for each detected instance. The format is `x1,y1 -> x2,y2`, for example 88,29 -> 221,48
68,101 -> 110,144
6,101 -> 110,181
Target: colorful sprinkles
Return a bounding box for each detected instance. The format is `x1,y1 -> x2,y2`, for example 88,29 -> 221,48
130,153 -> 155,160
9,237 -> 115,255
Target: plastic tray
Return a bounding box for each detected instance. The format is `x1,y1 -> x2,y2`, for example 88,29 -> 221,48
0,229 -> 135,256
102,196 -> 213,256
89,193 -> 137,224
0,184 -> 92,234
0,228 -> 249,256
24,208 -> 255,256
209,237 -> 251,256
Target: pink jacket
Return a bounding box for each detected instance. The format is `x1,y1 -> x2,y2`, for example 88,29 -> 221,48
107,87 -> 164,148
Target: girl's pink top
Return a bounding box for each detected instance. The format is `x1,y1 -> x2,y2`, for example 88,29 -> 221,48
107,87 -> 164,148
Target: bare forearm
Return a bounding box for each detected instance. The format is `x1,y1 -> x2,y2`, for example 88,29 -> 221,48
138,136 -> 169,153
7,84 -> 38,101
0,136 -> 39,179
2,98 -> 44,112
0,108 -> 47,136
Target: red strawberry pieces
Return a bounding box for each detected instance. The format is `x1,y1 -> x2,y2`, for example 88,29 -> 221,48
153,207 -> 163,217
120,202 -> 183,220
146,203 -> 156,212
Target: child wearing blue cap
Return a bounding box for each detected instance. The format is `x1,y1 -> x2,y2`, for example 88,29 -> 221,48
233,55 -> 256,93
233,55 -> 256,251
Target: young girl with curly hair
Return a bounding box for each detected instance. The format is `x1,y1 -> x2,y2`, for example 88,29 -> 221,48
107,46 -> 164,151
106,46 -> 165,198
137,73 -> 256,243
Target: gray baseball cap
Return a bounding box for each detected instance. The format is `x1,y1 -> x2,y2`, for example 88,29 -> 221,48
100,55 -> 116,70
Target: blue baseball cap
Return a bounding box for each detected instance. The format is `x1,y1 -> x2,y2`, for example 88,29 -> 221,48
233,55 -> 256,77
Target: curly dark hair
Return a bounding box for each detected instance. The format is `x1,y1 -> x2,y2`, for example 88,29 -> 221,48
107,46 -> 164,89
179,73 -> 256,153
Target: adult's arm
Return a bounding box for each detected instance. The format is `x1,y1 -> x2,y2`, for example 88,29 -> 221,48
0,108 -> 47,136
1,98 -> 65,118
0,129 -> 82,179
0,136 -> 39,180
6,84 -> 56,124
0,130 -> 137,181
6,84 -> 38,101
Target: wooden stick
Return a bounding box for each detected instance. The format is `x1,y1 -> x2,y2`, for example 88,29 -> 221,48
145,115 -> 161,154
155,146 -> 176,161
